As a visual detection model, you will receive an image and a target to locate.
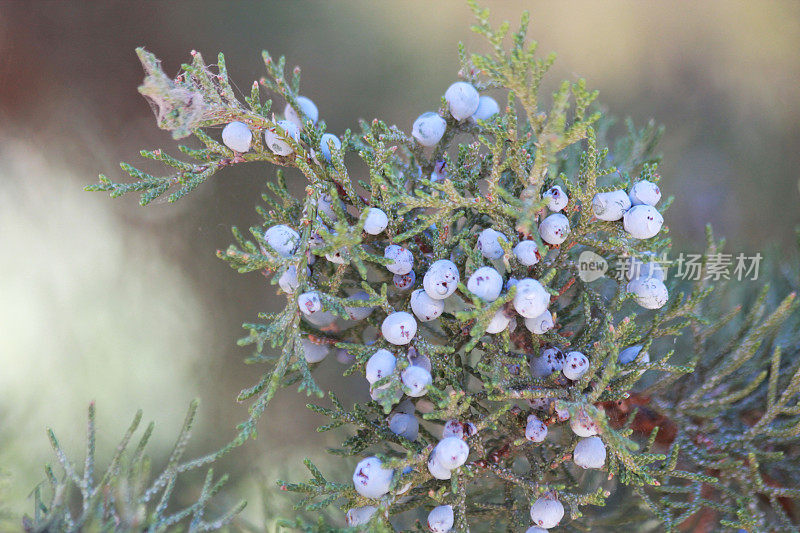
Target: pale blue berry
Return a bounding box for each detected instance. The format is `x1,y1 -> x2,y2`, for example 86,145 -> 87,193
627,277 -> 668,309
382,311 -> 417,345
629,180 -> 661,206
284,95 -> 318,128
278,265 -> 308,294
618,345 -> 650,366
428,505 -> 455,533
363,207 -> 389,235
624,254 -> 666,282
524,310 -> 554,334
352,456 -> 393,499
525,414 -> 547,442
485,309 -> 511,334
393,271 -> 416,291
410,289 -> 445,322
344,291 -> 375,321
570,409 -> 599,437
445,81 -> 480,120
592,189 -> 631,221
412,112 -> 446,147
366,349 -> 396,385
530,346 -> 564,378
442,419 -> 464,439
623,205 -> 664,239
300,338 -> 328,363
467,266 -> 503,302
423,259 -> 460,300
401,365 -> 431,397
539,213 -> 570,245
263,224 -> 299,258
346,506 -> 377,527
477,228 -> 507,259
513,278 -> 550,318
434,437 -> 469,469
529,497 -> 564,529
384,245 -> 414,275
543,185 -> 568,212
409,349 -> 432,373
389,412 -> 419,441
335,348 -> 356,365
562,351 -> 589,380
264,120 -> 300,156
319,133 -> 341,162
513,240 -> 539,266
471,95 -> 500,122
573,436 -> 606,469
427,455 -> 451,480
297,291 -> 322,315
303,310 -> 336,328
221,121 -> 252,153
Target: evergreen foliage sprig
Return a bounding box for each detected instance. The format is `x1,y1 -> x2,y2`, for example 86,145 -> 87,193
25,402 -> 244,532
71,2 -> 800,531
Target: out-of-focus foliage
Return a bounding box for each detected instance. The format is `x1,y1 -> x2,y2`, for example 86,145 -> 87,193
24,402 -> 244,533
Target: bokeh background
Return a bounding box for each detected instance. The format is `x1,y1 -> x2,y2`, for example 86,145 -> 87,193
1,0 -> 798,527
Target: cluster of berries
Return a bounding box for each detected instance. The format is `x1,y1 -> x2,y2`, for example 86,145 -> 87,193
592,182 -> 667,309
221,76 -> 666,531
528,344 -> 650,456
411,81 -> 499,147
349,420 -> 473,530
221,94 -> 342,163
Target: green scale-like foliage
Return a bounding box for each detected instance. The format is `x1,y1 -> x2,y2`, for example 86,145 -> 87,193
24,402 -> 244,532
58,2 -> 800,532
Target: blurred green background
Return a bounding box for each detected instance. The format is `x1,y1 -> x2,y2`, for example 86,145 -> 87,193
0,0 -> 798,527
